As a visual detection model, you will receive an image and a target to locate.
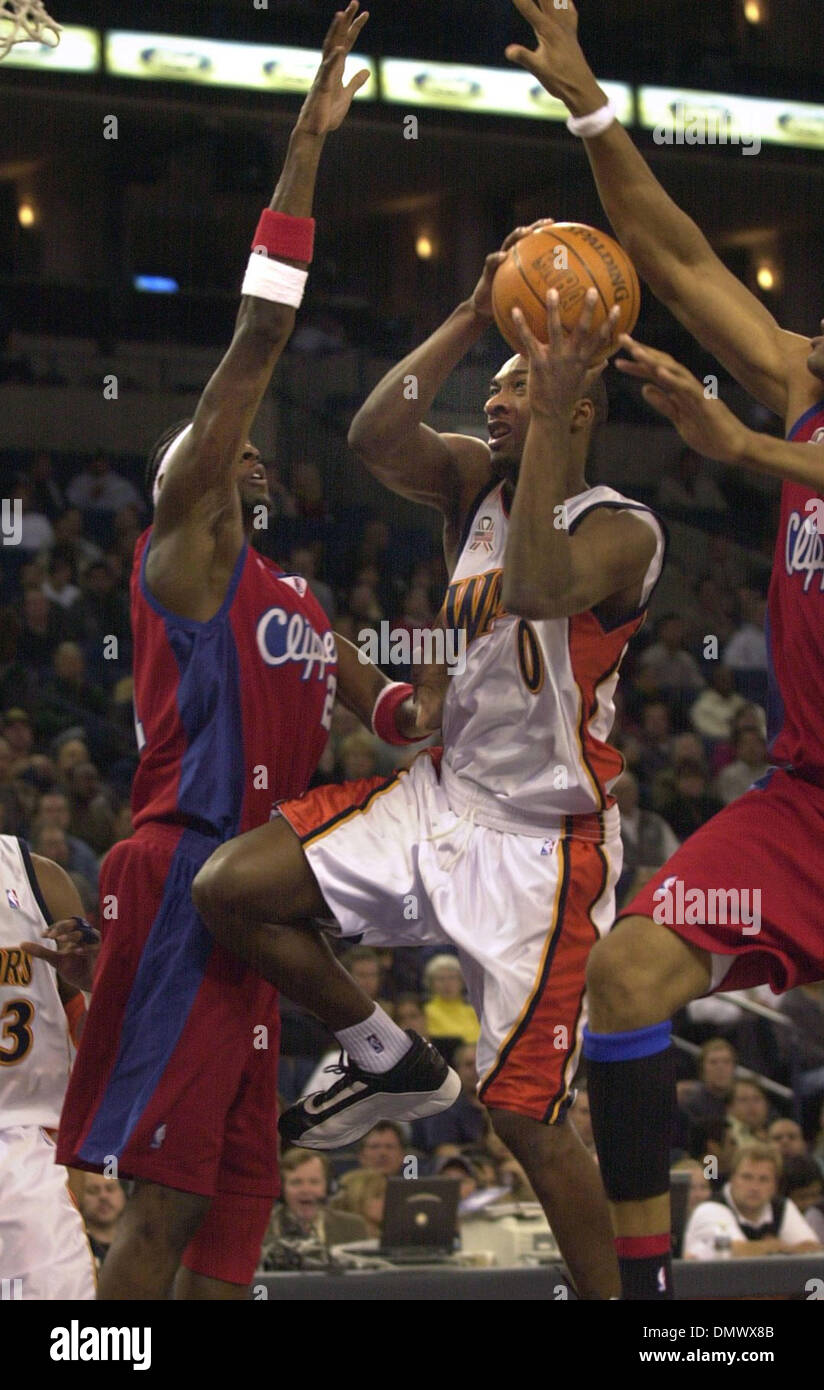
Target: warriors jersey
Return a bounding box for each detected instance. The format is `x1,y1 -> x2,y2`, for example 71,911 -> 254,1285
440,480 -> 665,830
0,836 -> 71,1129
767,400 -> 824,786
130,529 -> 337,837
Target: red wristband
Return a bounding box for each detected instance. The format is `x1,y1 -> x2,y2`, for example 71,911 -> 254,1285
372,682 -> 417,745
252,210 -> 315,264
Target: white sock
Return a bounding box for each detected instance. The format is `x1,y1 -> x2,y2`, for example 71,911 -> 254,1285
335,1006 -> 412,1073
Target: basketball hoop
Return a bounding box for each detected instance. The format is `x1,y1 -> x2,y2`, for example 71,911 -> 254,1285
0,0 -> 62,61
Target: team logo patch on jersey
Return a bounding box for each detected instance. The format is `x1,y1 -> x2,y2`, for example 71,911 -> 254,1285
6,888 -> 19,909
469,515 -> 495,552
810,427 -> 824,445
150,1124 -> 167,1150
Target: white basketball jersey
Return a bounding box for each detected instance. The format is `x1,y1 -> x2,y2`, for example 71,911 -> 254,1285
0,836 -> 72,1128
441,480 -> 665,831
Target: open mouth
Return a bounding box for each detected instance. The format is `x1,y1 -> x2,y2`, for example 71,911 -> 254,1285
487,422 -> 511,448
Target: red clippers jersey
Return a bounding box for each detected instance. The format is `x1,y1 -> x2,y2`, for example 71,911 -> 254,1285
767,399 -> 824,786
130,529 -> 337,837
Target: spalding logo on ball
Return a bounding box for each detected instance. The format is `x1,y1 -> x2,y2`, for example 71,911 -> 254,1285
492,222 -> 640,362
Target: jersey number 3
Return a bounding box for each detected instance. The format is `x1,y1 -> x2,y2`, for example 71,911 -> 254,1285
0,999 -> 35,1065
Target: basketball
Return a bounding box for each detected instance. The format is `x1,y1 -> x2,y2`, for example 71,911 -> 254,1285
492,221 -> 641,360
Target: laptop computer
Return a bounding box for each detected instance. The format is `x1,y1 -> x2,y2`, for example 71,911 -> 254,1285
379,1178 -> 460,1264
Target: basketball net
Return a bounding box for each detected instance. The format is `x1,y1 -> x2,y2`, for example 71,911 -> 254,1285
0,0 -> 62,60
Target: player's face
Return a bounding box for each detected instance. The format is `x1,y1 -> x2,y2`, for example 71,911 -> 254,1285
236,442 -> 270,511
484,357 -> 530,476
808,319 -> 824,380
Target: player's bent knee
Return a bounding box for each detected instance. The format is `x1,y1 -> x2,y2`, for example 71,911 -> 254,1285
586,920 -> 669,1029
192,845 -> 247,929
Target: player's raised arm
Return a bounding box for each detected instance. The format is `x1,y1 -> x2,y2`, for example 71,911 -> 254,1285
347,224 -> 551,522
615,334 -> 824,490
504,0 -> 814,419
152,4 -> 370,539
502,291 -> 656,620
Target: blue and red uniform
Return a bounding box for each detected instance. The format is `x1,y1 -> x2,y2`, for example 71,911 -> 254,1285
622,400 -> 824,994
57,529 -> 336,1282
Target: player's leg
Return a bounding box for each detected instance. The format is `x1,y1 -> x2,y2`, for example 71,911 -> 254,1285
486,1106 -> 619,1299
583,916 -> 711,1301
194,767 -> 460,1143
97,1180 -> 210,1300
192,813 -> 377,1030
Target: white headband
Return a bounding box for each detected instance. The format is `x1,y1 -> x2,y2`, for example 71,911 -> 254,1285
152,423 -> 194,506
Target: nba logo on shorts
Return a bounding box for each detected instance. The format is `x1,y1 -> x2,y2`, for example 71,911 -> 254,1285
150,1124 -> 167,1149
5,888 -> 19,909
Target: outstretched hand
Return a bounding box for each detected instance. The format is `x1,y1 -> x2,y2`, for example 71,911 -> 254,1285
505,0 -> 592,102
615,335 -> 749,464
296,3 -> 370,138
509,286 -> 618,421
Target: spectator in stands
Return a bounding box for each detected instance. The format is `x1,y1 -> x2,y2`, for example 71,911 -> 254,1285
66,451 -> 143,515
656,447 -> 728,514
358,1123 -> 406,1177
37,642 -> 111,748
2,708 -> 34,776
330,1168 -> 387,1239
652,755 -> 724,841
340,945 -> 383,1003
412,1043 -> 486,1152
65,760 -> 116,856
683,1143 -> 821,1259
714,726 -> 770,805
768,1118 -> 808,1160
723,583 -> 768,674
780,1156 -> 824,1243
259,1151 -> 368,1266
394,993 -> 428,1036
80,1176 -> 126,1268
435,1153 -> 479,1203
53,733 -> 90,785
289,544 -> 336,621
689,664 -> 747,743
264,461 -> 298,519
72,559 -> 131,656
0,611 -> 36,712
10,474 -> 54,553
424,954 -> 480,1046
691,575 -> 736,649
636,700 -> 674,785
681,1038 -> 738,1125
29,451 -> 66,521
20,587 -> 70,674
41,545 -> 81,613
34,787 -> 100,888
685,1116 -> 739,1194
638,615 -> 706,696
613,769 -> 679,896
51,508 -> 103,571
728,1078 -> 771,1143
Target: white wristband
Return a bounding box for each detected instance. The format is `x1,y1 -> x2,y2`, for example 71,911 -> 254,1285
242,252 -> 308,308
566,100 -> 616,139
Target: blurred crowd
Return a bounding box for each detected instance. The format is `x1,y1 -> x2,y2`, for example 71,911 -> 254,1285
2,440 -> 823,1269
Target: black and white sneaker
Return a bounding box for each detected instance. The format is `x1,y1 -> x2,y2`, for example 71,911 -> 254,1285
279,1032 -> 461,1150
